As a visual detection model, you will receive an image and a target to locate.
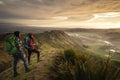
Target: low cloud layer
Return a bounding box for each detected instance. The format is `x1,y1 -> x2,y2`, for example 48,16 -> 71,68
0,0 -> 120,28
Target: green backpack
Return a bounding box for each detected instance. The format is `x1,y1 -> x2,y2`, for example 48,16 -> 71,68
5,34 -> 17,55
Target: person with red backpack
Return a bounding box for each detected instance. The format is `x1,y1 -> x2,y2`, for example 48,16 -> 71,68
24,33 -> 40,65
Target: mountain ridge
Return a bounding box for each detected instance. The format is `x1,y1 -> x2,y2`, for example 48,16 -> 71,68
0,30 -> 83,73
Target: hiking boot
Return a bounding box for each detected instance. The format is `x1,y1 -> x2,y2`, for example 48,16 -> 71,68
28,61 -> 31,65
28,63 -> 32,65
37,59 -> 42,62
37,58 -> 40,62
37,60 -> 40,62
14,73 -> 20,77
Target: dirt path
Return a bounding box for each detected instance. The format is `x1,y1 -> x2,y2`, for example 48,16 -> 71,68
0,49 -> 59,80
25,49 -> 58,80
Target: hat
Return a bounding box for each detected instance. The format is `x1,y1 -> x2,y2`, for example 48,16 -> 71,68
14,31 -> 20,37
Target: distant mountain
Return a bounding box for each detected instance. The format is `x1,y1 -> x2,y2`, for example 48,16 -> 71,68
65,28 -> 120,43
65,28 -> 120,33
0,22 -> 67,34
36,30 -> 83,49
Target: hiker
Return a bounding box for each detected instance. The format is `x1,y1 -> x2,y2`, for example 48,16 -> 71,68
24,33 -> 40,65
5,31 -> 30,77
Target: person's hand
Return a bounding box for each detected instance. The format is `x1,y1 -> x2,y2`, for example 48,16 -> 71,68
33,43 -> 36,46
23,54 -> 26,58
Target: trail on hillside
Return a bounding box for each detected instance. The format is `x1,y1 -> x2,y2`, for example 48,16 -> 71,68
0,48 -> 59,80
0,30 -> 78,80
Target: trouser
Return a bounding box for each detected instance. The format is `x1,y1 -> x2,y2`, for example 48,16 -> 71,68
13,53 -> 29,74
27,49 -> 40,64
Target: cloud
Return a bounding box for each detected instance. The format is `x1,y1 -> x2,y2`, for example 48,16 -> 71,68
88,12 -> 120,22
0,0 -> 97,20
52,16 -> 68,21
94,12 -> 120,18
0,0 -> 69,20
0,11 -> 28,19
1,0 -> 67,8
0,1 -> 4,5
0,0 -> 120,29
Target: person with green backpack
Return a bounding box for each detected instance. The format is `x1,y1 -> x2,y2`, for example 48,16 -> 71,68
5,31 -> 30,77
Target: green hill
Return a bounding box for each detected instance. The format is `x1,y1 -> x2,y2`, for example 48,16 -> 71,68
0,30 -> 120,80
0,30 -> 83,79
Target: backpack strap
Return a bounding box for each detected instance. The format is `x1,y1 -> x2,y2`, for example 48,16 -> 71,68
24,36 -> 31,49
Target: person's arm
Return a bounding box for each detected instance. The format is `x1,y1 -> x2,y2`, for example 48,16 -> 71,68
29,39 -> 35,46
15,37 -> 19,49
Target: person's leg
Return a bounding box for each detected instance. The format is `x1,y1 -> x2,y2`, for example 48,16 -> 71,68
27,49 -> 32,65
32,49 -> 40,62
13,54 -> 19,77
37,50 -> 40,62
20,53 -> 30,72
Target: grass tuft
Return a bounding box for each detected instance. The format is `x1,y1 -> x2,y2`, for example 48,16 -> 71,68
50,49 -> 120,80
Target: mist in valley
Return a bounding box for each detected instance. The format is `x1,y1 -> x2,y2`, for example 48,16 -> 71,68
66,29 -> 120,61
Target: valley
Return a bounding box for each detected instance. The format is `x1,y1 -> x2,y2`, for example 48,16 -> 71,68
66,29 -> 120,62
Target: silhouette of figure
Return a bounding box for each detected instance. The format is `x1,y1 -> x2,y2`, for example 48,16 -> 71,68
13,31 -> 30,77
24,33 -> 40,65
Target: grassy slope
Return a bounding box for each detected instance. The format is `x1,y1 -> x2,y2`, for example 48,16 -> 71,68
0,35 -> 13,72
0,43 -> 59,80
0,29 -> 120,80
50,49 -> 120,80
0,30 -> 80,80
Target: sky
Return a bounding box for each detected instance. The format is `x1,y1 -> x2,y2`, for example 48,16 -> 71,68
0,0 -> 120,29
